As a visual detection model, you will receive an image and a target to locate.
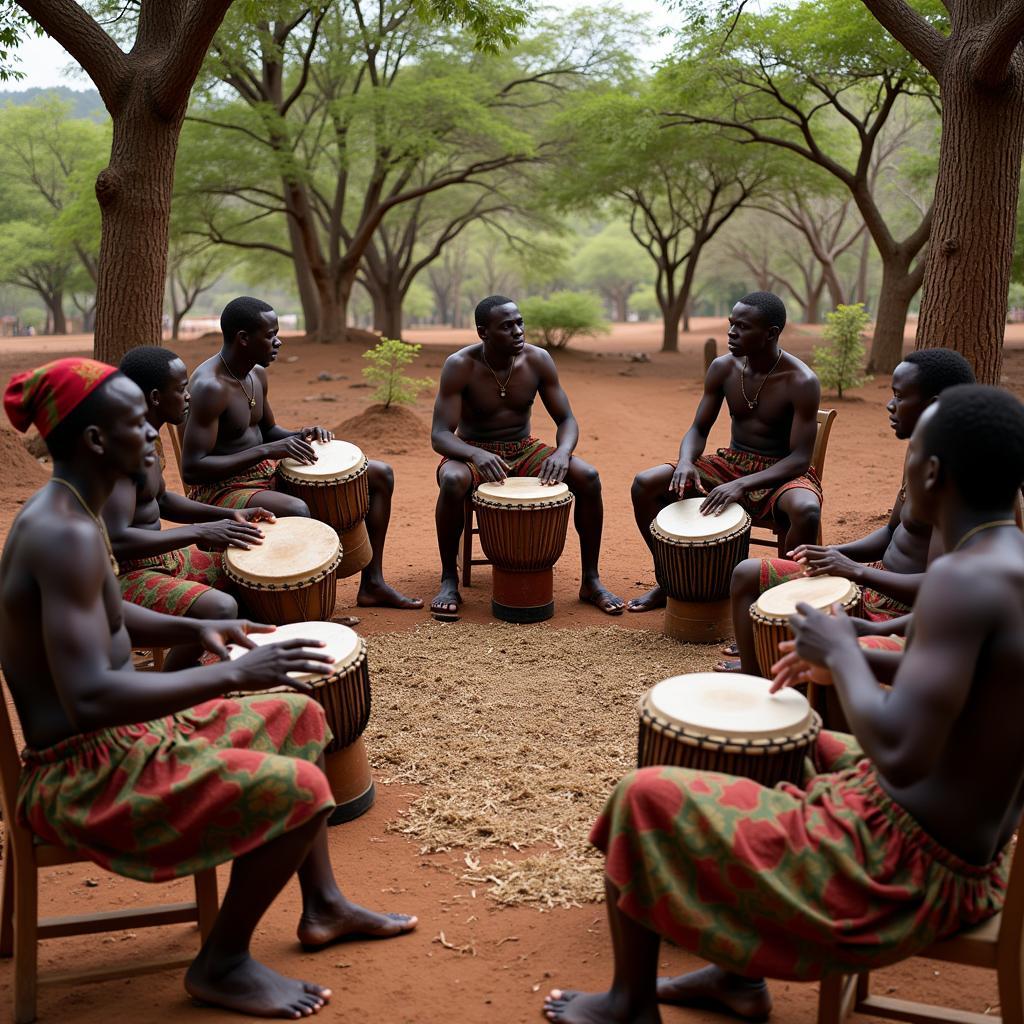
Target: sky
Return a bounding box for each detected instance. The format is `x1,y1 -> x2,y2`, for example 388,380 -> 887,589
0,0 -> 680,93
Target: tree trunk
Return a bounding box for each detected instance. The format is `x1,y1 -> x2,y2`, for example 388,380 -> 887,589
286,211 -> 320,336
914,48 -> 1024,384
855,231 -> 871,306
93,94 -> 180,363
47,291 -> 67,335
804,279 -> 824,324
661,314 -> 680,353
868,258 -> 919,374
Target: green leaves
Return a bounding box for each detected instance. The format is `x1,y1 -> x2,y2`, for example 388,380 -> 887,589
362,337 -> 433,407
814,302 -> 872,398
520,291 -> 608,349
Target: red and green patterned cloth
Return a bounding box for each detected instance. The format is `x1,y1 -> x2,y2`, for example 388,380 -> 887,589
672,447 -> 822,521
591,731 -> 1008,980
759,558 -> 912,622
17,694 -> 334,883
4,358 -> 118,437
436,435 -> 557,487
187,458 -> 278,510
119,545 -> 229,615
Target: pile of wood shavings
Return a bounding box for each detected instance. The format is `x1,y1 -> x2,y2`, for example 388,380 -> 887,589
365,621 -> 716,907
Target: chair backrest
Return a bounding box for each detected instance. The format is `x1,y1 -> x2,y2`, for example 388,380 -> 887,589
812,408 -> 837,481
165,422 -> 184,478
998,823 -> 1024,958
0,679 -> 38,867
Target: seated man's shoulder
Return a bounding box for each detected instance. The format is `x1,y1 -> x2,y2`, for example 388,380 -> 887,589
188,367 -> 229,406
442,345 -> 479,375
783,351 -> 819,385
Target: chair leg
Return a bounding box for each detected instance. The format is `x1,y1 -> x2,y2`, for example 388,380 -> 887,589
193,868 -> 219,943
152,648 -> 165,672
817,973 -> 857,1024
997,951 -> 1024,1024
461,500 -> 474,588
0,836 -> 13,957
13,855 -> 38,1024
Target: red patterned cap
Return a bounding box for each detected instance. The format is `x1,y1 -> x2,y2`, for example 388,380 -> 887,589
4,358 -> 119,438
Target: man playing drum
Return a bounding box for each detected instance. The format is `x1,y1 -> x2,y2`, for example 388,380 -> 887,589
182,296 -> 421,611
627,291 -> 822,613
1,358 -> 417,1019
719,348 -> 976,674
430,294 -> 623,618
103,346 -> 275,670
543,382 -> 1024,1024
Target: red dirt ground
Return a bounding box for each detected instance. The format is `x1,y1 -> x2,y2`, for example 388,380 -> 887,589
0,319 -> 1017,1023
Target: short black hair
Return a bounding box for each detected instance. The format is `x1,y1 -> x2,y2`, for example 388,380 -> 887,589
923,384 -> 1024,509
737,291 -> 787,332
221,296 -> 275,344
45,372 -> 124,461
119,346 -> 182,398
903,348 -> 975,399
474,294 -> 516,330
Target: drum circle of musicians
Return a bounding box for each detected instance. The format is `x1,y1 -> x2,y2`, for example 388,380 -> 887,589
0,288 -> 1022,1024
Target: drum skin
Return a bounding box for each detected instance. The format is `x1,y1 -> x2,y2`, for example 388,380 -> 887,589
750,578 -> 863,678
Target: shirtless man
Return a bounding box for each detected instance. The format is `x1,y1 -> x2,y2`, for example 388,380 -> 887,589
719,348 -> 976,674
543,382 -> 1024,1024
430,294 -> 623,618
1,358 -> 416,1020
103,345 -> 275,670
182,296 -> 421,610
628,292 -> 822,613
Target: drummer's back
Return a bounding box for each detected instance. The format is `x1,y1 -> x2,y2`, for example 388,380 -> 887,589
885,531 -> 1024,866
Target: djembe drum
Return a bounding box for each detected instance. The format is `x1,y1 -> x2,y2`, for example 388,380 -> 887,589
750,575 -> 862,678
227,620 -> 375,824
277,439 -> 372,579
650,498 -> 751,643
472,477 -> 573,623
637,672 -> 821,787
223,517 -> 341,625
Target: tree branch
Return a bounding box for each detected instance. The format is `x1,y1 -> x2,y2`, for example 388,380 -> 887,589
14,0 -> 128,111
974,2 -> 1024,88
857,0 -> 947,76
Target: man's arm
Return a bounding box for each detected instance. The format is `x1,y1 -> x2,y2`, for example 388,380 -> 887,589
535,349 -> 579,484
37,522 -> 333,732
258,367 -> 332,446
181,377 -> 270,483
791,560 -> 987,786
430,355 -> 509,482
672,359 -> 728,496
157,488 -> 272,527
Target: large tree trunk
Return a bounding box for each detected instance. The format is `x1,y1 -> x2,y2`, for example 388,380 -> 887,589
47,291 -> 67,335
914,49 -> 1024,384
93,97 -> 180,363
868,258 -> 920,374
286,213 -> 321,336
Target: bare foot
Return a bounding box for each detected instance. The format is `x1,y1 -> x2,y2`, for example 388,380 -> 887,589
580,579 -> 625,616
721,641 -> 739,656
543,988 -> 661,1023
626,586 -> 666,613
430,577 -> 462,621
298,895 -> 418,950
713,658 -> 742,673
657,966 -> 772,1021
356,578 -> 424,610
185,950 -> 331,1019
330,614 -> 361,627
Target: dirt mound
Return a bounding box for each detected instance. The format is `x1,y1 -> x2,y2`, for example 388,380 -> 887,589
334,403 -> 430,455
22,430 -> 48,461
1,426 -> 49,492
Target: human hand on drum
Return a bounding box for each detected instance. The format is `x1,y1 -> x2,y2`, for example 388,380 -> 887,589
264,434 -> 318,464
195,516 -> 266,551
300,425 -> 334,444
782,600 -> 860,675
230,636 -> 337,693
537,450 -> 571,485
669,461 -> 703,498
699,478 -> 747,516
789,544 -> 862,580
470,449 -> 510,483
241,507 -> 276,525
198,619 -> 277,662
769,639 -> 834,693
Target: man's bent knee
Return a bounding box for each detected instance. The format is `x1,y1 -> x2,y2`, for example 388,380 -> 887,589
438,464 -> 472,501
632,464 -> 672,504
368,459 -> 394,493
569,459 -> 601,495
191,589 -> 238,620
730,557 -> 762,598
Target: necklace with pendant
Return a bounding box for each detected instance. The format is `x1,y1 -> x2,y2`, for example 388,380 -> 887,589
52,477 -> 119,575
482,350 -> 517,399
219,353 -> 257,409
740,350 -> 784,410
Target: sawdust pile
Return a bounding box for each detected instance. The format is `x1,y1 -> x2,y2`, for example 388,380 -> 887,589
334,404 -> 429,456
365,621 -> 716,908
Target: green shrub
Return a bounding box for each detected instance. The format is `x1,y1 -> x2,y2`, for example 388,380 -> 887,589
520,291 -> 609,350
813,303 -> 872,399
362,337 -> 433,408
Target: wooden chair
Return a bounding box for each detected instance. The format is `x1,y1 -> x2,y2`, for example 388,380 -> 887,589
0,680 -> 219,1023
461,495 -> 490,587
749,408 -> 837,556
817,826 -> 1023,1024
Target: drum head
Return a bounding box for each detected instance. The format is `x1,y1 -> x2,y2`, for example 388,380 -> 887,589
647,672 -> 812,739
755,575 -> 858,618
224,517 -> 340,585
279,439 -> 365,481
475,476 -> 570,505
654,498 -> 747,541
226,620 -> 362,682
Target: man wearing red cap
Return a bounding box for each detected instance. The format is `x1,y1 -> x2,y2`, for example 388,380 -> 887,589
0,358 -> 416,1018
